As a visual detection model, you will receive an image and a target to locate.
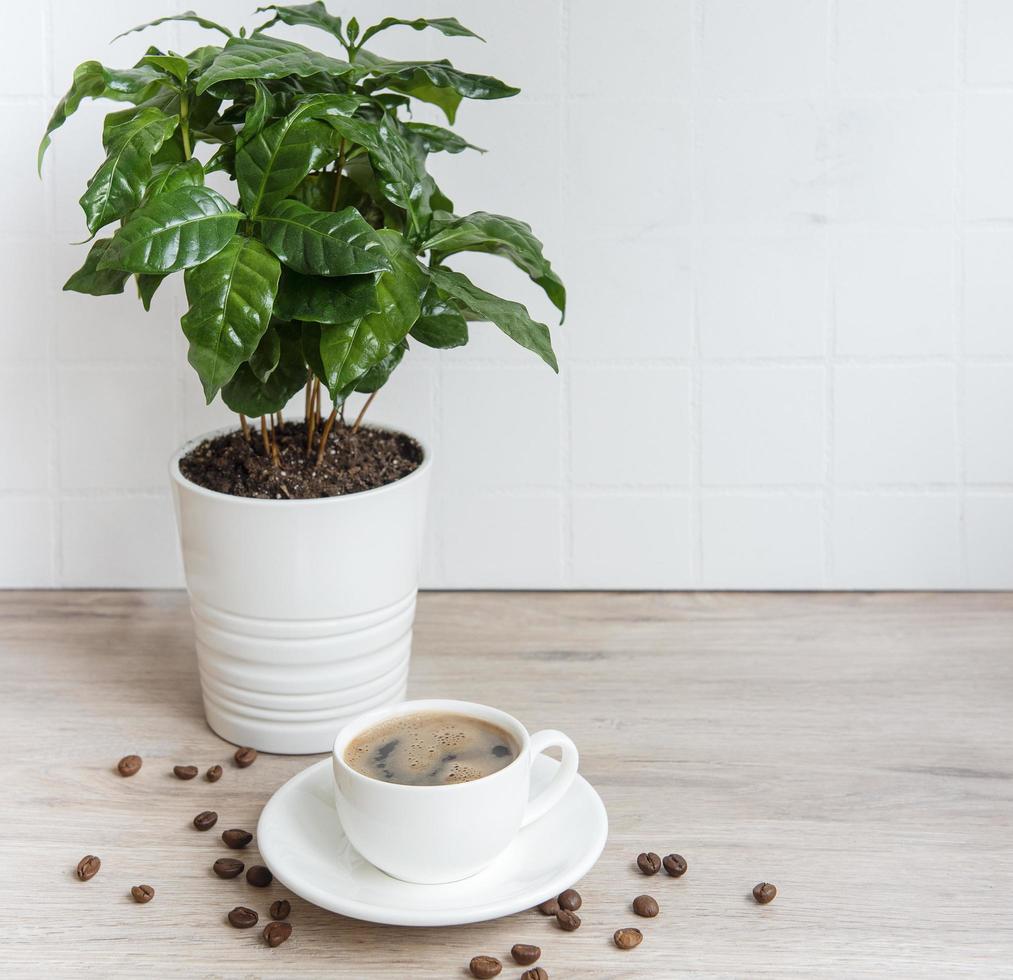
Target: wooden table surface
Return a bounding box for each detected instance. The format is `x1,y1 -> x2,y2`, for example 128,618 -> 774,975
2,591 -> 1012,978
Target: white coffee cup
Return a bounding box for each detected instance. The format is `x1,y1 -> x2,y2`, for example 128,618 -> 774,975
332,698 -> 579,884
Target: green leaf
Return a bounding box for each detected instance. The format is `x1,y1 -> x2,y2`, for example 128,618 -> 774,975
358,16 -> 483,47
405,122 -> 485,155
321,112 -> 441,241
222,321 -> 307,416
39,61 -> 164,172
80,107 -> 179,234
196,36 -> 355,95
424,211 -> 565,318
143,158 -> 205,201
136,274 -> 164,310
429,265 -> 557,371
354,340 -> 405,393
410,284 -> 468,348
182,236 -> 282,401
63,239 -> 130,296
258,199 -> 391,276
254,3 -> 344,41
99,185 -> 244,275
112,11 -> 234,42
315,229 -> 426,397
138,53 -> 190,84
249,324 -> 282,382
274,268 -> 381,323
235,94 -> 360,215
237,80 -> 272,149
346,16 -> 360,43
355,53 -> 518,124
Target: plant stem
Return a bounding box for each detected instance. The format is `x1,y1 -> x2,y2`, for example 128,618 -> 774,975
276,409 -> 284,427
239,414 -> 250,442
329,139 -> 347,211
352,391 -> 376,432
179,91 -> 192,161
269,414 -> 281,467
306,378 -> 321,455
260,415 -> 271,457
315,408 -> 338,466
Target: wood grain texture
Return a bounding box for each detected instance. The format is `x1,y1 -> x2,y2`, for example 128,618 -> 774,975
2,591 -> 1012,978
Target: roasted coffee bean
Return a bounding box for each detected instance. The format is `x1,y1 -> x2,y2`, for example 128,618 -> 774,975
205,765 -> 223,783
637,851 -> 661,875
522,970 -> 548,980
263,921 -> 292,947
193,810 -> 218,831
614,927 -> 643,950
555,908 -> 581,932
468,956 -> 502,978
511,944 -> 541,966
557,888 -> 582,911
117,754 -> 142,777
234,747 -> 257,768
130,884 -> 154,904
753,882 -> 777,905
222,828 -> 253,849
269,899 -> 291,921
663,853 -> 688,877
228,906 -> 259,929
246,865 -> 273,887
536,898 -> 559,916
76,855 -> 100,881
633,894 -> 659,918
173,765 -> 198,780
213,858 -> 245,879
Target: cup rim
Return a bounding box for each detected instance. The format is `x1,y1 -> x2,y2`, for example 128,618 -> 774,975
332,699 -> 531,792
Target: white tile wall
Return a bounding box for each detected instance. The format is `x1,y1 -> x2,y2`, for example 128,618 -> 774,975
3,0 -> 1011,589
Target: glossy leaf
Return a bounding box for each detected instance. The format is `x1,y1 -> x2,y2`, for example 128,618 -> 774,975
424,211 -> 565,317
222,321 -> 307,416
315,229 -> 426,397
258,199 -> 391,277
356,53 -> 519,124
112,11 -> 234,41
405,122 -> 484,155
143,158 -> 205,201
139,53 -> 190,84
63,239 -> 129,296
136,274 -> 164,310
358,16 -> 483,47
274,268 -> 380,323
236,94 -> 360,215
249,324 -> 282,382
39,61 -> 164,172
182,236 -> 282,401
321,112 -> 440,241
80,107 -> 179,234
254,2 -> 343,40
354,340 -> 406,392
410,283 -> 468,348
99,185 -> 243,275
196,36 -> 355,95
429,265 -> 557,371
237,80 -> 272,149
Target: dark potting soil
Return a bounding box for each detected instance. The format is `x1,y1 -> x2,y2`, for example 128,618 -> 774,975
179,422 -> 423,499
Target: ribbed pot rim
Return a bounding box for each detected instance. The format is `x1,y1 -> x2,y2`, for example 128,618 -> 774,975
170,423 -> 432,507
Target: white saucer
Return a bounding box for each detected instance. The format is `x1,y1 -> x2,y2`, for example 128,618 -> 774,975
257,755 -> 608,927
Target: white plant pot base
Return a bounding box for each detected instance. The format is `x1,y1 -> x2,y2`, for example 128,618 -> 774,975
170,427 -> 431,754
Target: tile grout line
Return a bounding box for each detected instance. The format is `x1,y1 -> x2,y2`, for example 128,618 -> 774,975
955,0 -> 970,586
42,0 -> 60,588
822,0 -> 840,589
689,0 -> 705,587
559,0 -> 574,588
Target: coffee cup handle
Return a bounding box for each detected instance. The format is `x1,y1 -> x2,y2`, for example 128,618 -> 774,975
521,730 -> 580,828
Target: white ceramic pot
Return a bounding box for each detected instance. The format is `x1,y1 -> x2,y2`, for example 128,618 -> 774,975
169,426 -> 432,755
